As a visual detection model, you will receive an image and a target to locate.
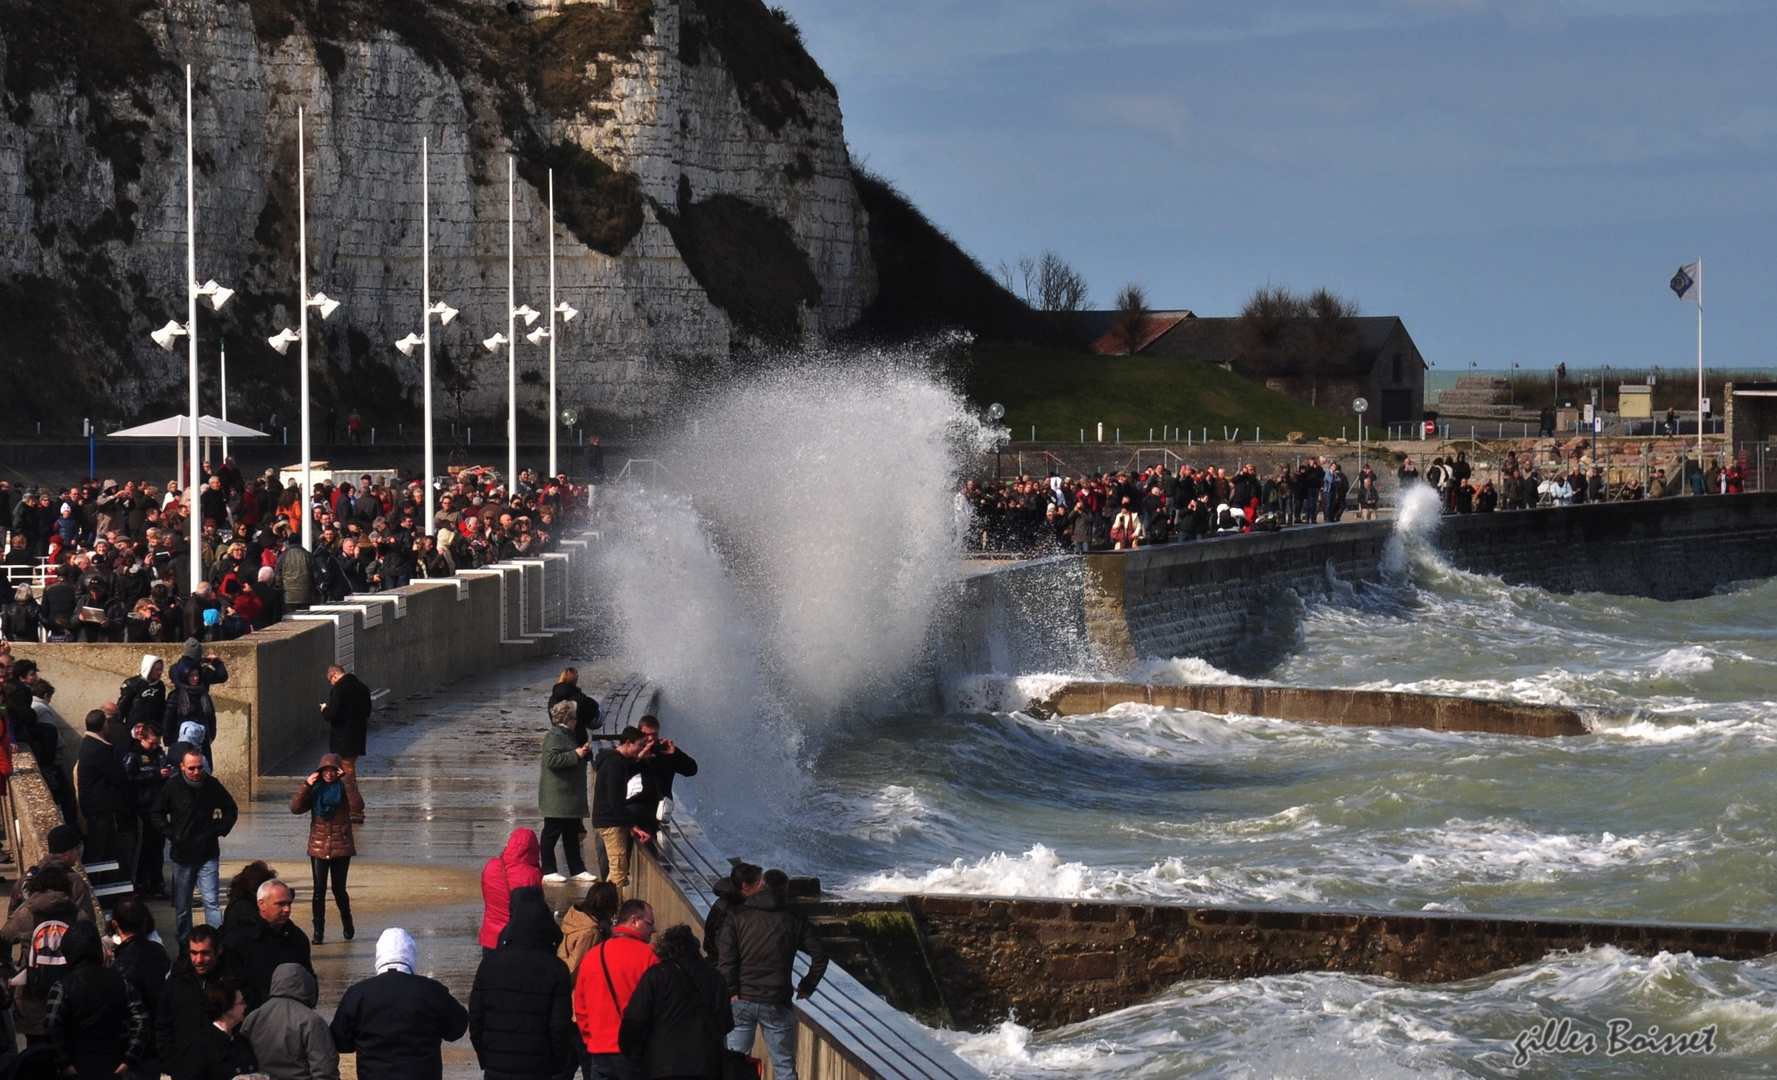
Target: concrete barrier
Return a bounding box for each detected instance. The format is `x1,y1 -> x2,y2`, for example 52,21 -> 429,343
10,556 -> 572,798
899,895 -> 1777,1031
1036,681 -> 1589,737
630,818 -> 988,1080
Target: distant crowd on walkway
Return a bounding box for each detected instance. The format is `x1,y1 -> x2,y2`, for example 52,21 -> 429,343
0,460 -> 585,645
962,456 -> 1382,552
1402,448 -> 1744,513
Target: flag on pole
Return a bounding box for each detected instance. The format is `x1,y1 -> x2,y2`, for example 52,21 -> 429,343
1670,260 -> 1701,303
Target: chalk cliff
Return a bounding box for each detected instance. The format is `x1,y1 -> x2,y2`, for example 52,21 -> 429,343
0,0 -> 884,434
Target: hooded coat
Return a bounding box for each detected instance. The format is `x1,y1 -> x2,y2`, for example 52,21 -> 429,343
239,963 -> 341,1080
329,929 -> 468,1080
479,829 -> 543,950
537,721 -> 589,820
116,655 -> 168,728
468,888 -> 576,1080
42,922 -> 151,1080
618,945 -> 734,1080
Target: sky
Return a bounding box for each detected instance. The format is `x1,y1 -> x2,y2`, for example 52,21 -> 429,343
778,0 -> 1777,373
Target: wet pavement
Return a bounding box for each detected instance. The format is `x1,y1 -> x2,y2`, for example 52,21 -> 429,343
138,655 -> 628,1079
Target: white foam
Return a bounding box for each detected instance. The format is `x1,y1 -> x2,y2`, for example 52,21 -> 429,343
1649,645 -> 1716,676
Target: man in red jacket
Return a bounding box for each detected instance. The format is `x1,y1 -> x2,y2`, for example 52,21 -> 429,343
573,899 -> 656,1080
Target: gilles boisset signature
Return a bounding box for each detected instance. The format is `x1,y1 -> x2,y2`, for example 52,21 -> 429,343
1511,1017 -> 1717,1067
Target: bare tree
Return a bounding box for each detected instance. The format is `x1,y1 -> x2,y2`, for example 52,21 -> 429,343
1235,284 -> 1302,366
1303,288 -> 1360,406
1036,251 -> 1089,313
996,254 -> 1039,303
1112,282 -> 1150,354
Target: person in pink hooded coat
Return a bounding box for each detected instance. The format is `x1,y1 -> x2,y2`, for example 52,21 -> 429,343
479,828 -> 542,956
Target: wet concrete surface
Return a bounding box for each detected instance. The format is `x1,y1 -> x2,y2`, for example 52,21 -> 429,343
136,656 -> 628,1080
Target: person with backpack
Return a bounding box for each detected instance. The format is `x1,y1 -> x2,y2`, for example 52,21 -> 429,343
2,582 -> 41,643
468,888 -> 576,1080
42,921 -> 152,1080
2,863 -> 95,1046
619,924 -> 734,1080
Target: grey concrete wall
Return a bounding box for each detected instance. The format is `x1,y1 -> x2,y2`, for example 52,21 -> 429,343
905,894 -> 1777,1031
1061,492 -> 1777,671
9,556 -> 573,798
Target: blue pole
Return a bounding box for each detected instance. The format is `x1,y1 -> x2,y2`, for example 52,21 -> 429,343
88,434 -> 95,478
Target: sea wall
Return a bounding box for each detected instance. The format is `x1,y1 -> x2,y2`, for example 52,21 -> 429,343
1058,492 -> 1777,671
903,895 -> 1777,1031
9,552 -> 578,797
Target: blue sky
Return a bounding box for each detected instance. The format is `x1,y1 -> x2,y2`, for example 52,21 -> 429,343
779,1 -> 1777,372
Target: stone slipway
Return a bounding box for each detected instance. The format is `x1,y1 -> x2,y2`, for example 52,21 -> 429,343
1034,681 -> 1589,737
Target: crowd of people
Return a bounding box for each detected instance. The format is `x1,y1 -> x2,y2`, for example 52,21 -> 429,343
0,645 -> 825,1080
0,461 -> 586,646
1401,448 -> 1743,512
962,455 -> 1382,552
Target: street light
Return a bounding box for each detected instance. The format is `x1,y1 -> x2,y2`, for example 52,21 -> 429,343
483,332 -> 509,352
1353,397 -> 1368,475
264,107 -> 344,551
542,168 -> 582,478
392,138 -> 466,532
153,66 -> 238,591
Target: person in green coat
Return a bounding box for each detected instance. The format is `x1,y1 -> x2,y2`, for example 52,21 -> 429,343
538,700 -> 593,883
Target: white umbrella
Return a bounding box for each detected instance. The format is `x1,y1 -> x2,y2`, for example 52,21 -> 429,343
109,414 -> 268,439
110,414 -> 270,494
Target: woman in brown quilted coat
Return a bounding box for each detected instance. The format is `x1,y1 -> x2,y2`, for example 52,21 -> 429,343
290,753 -> 364,945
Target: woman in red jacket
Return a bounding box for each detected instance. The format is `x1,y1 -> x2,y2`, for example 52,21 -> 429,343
479,828 -> 542,959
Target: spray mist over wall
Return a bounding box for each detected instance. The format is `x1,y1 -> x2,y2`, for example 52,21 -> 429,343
590,361 -> 988,829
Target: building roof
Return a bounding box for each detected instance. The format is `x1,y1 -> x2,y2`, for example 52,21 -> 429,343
1143,315 -> 1418,375
1087,311 -> 1194,355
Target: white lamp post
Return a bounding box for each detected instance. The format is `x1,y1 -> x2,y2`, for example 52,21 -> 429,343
149,67 -> 234,594
542,169 -> 579,479
500,155 -> 544,491
267,107 -> 343,552
1353,397 -> 1369,475
393,137 -> 461,534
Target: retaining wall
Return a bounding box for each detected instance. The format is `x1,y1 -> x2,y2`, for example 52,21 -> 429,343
9,551 -> 579,798
1060,493 -> 1777,671
906,895 -> 1777,1031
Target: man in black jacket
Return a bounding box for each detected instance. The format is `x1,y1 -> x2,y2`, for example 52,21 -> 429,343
717,869 -> 829,1080
321,664 -> 372,812
223,879 -> 313,1010
332,927 -> 469,1080
44,922 -> 151,1080
151,749 -> 239,942
591,728 -> 651,890
75,708 -> 138,883
155,925 -> 227,1080
468,888 -> 576,1080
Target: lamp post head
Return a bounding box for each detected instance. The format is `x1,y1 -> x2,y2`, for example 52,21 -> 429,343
151,320 -> 189,351
482,332 -> 510,353
308,292 -> 341,320
513,304 -> 541,326
267,328 -> 300,355
394,333 -> 423,357
554,302 -> 579,324
195,280 -> 234,311
525,326 -> 549,346
429,301 -> 459,326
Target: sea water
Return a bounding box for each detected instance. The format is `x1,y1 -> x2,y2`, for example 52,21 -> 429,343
593,373 -> 1777,1077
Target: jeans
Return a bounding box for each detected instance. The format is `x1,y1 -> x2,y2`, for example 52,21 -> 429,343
540,818 -> 587,876
589,1052 -> 643,1080
728,1000 -> 797,1080
170,859 -> 220,942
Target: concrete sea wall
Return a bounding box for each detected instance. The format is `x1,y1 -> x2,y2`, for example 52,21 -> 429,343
10,549 -> 583,798
1030,492 -> 1777,673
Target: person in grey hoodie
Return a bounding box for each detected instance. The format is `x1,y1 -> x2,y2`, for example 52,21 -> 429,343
240,962 -> 340,1080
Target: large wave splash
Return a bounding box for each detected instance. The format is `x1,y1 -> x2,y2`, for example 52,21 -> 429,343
589,363 -> 988,822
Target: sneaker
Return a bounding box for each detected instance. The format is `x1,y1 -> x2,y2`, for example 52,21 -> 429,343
542,872 -> 567,883
572,871 -> 597,882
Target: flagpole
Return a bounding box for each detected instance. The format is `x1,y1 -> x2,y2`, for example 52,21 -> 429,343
1696,260 -> 1704,472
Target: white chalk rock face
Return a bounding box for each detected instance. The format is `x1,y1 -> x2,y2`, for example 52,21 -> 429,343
0,0 -> 876,427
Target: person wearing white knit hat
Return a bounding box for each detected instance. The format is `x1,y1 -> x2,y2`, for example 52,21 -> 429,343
329,929 -> 468,1080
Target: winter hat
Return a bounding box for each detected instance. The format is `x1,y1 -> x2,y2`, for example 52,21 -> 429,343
178,721 -> 207,752
375,928 -> 417,974
140,654 -> 164,681
181,638 -> 202,662
46,824 -> 81,856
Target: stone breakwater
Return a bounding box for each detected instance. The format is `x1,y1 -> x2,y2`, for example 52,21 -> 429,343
994,493 -> 1777,675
